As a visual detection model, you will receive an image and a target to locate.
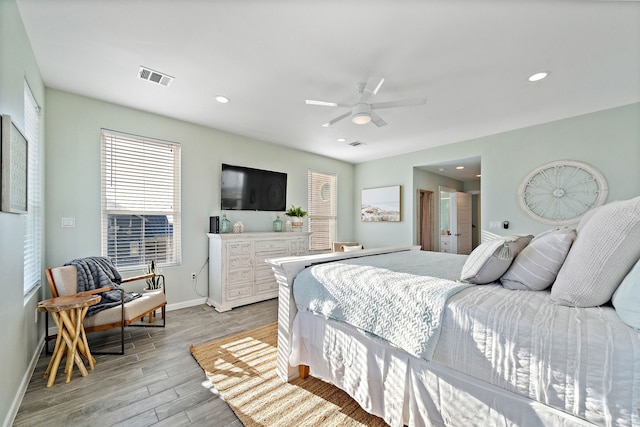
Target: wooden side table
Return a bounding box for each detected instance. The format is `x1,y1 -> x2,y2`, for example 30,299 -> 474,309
38,294 -> 101,387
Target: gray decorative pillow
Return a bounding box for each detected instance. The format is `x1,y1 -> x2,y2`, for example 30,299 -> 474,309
551,196 -> 640,307
461,235 -> 532,284
612,259 -> 640,330
501,227 -> 576,291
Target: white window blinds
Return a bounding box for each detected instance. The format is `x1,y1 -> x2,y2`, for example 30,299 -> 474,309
101,130 -> 181,269
307,169 -> 337,252
23,82 -> 41,294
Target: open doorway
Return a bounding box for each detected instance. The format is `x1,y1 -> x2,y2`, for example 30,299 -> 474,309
415,156 -> 481,253
439,187 -> 472,254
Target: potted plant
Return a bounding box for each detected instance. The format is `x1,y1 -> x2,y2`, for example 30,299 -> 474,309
144,260 -> 164,291
285,205 -> 307,228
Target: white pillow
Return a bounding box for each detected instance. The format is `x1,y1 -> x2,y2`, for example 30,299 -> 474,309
551,196 -> 640,307
461,235 -> 532,284
612,258 -> 640,330
342,245 -> 363,252
501,227 -> 576,291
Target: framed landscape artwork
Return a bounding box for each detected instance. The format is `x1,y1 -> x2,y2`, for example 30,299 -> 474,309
1,115 -> 28,214
361,185 -> 401,222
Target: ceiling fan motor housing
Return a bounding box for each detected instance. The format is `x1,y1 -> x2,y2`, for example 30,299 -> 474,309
352,103 -> 372,124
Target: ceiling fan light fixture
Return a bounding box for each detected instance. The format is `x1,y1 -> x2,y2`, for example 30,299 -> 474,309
352,112 -> 371,125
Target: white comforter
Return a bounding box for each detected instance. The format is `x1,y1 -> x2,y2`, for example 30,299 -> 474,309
434,285 -> 640,427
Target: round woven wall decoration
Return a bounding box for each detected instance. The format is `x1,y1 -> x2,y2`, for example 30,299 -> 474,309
517,160 -> 608,226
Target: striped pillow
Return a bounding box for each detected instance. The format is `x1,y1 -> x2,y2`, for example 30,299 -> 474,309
551,196 -> 640,307
500,227 -> 576,291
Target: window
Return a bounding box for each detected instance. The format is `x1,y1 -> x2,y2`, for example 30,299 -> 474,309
307,169 -> 337,252
23,82 -> 42,294
101,130 -> 181,269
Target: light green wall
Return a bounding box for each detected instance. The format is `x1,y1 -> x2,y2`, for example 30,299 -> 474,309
0,0 -> 46,424
354,102 -> 640,248
3,0 -> 640,422
45,89 -> 355,308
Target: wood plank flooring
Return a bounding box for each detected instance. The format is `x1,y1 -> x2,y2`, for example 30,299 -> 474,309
14,298 -> 278,427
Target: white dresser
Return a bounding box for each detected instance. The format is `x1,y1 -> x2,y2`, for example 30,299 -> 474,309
440,235 -> 452,253
207,231 -> 311,312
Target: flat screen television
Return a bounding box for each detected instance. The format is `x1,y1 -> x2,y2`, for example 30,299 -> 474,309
221,163 -> 287,211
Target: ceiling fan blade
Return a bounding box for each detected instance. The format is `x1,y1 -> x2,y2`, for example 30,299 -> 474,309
305,99 -> 351,108
321,111 -> 351,127
305,99 -> 337,107
371,98 -> 427,110
370,111 -> 387,127
358,77 -> 385,104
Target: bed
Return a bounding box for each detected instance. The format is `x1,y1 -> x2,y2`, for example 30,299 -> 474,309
267,196 -> 640,427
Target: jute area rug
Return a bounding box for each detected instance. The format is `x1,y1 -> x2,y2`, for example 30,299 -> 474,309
190,322 -> 388,426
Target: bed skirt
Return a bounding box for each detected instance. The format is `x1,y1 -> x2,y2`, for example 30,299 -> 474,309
291,311 -> 597,427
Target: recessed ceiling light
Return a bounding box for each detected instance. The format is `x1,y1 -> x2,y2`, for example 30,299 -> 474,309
215,95 -> 230,104
337,137 -> 347,142
456,166 -> 464,170
528,72 -> 549,82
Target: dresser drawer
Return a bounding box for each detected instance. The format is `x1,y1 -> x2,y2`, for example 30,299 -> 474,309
227,255 -> 252,270
255,250 -> 287,265
288,238 -> 308,256
255,240 -> 287,253
255,264 -> 278,282
255,280 -> 278,294
228,241 -> 252,256
227,268 -> 252,284
227,286 -> 252,301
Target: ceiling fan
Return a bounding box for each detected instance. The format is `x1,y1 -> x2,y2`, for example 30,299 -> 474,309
305,77 -> 426,128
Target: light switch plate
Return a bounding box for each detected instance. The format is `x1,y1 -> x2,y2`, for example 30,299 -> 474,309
489,221 -> 501,229
61,217 -> 76,228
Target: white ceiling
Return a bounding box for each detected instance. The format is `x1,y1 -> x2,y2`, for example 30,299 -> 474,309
16,0 -> 640,166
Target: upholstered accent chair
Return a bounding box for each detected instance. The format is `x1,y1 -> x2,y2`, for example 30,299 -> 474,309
45,266 -> 166,354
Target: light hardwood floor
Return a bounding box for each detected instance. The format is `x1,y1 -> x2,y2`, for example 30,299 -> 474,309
14,298 -> 278,427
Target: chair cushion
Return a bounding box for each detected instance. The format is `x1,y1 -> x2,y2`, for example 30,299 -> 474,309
50,266 -> 79,296
83,290 -> 166,328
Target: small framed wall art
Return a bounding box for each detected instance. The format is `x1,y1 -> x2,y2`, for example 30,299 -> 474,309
361,185 -> 401,222
1,114 -> 28,214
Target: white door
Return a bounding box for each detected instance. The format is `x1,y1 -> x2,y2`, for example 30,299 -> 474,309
451,192 -> 472,255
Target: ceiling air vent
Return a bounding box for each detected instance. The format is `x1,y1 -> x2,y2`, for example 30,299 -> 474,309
348,141 -> 366,147
138,66 -> 174,87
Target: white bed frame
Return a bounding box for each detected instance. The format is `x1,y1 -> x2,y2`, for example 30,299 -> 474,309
267,246 -> 595,427
268,245 -> 420,381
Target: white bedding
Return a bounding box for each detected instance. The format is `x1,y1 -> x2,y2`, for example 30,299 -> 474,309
292,251 -> 471,360
290,276 -> 640,426
270,246 -> 640,426
434,285 -> 640,427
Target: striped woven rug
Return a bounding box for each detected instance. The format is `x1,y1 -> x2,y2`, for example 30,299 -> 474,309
190,322 -> 387,426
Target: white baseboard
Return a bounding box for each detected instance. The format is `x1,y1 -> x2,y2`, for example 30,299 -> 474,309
166,297 -> 207,311
4,336 -> 44,427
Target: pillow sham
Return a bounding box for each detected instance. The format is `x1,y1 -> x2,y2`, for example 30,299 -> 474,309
550,196 -> 640,307
501,227 -> 576,291
612,258 -> 640,330
460,235 -> 532,284
342,244 -> 363,252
